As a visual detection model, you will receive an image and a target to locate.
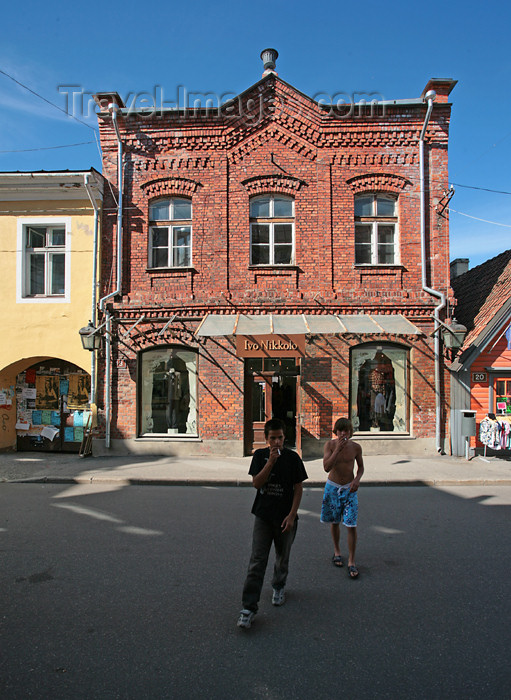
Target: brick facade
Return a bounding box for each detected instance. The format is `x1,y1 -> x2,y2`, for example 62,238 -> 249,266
94,68 -> 455,457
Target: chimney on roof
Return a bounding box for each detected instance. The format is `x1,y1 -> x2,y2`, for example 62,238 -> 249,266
261,48 -> 278,77
422,78 -> 457,103
92,92 -> 125,111
450,258 -> 469,280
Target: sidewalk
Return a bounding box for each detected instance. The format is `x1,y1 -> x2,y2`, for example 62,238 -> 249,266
0,449 -> 510,486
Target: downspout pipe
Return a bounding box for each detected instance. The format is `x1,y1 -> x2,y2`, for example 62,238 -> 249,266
100,103 -> 123,310
83,173 -> 99,405
419,89 -> 446,453
98,103 -> 124,448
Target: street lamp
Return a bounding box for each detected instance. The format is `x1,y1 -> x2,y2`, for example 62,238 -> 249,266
79,321 -> 102,351
443,318 -> 467,350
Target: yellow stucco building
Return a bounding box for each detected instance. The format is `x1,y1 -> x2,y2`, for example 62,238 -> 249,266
0,170 -> 103,452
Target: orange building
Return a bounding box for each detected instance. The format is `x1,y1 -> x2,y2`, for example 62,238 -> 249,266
450,251 -> 511,456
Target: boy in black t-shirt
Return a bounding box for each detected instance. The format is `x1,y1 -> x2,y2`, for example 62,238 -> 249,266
237,419 -> 308,629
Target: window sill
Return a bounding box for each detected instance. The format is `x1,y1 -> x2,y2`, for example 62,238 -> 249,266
18,295 -> 69,304
354,265 -> 404,270
354,432 -> 412,438
136,435 -> 201,441
248,265 -> 299,270
146,267 -> 195,273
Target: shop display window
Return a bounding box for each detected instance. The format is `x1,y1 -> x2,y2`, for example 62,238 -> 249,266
495,378 -> 511,415
139,347 -> 197,436
350,343 -> 409,433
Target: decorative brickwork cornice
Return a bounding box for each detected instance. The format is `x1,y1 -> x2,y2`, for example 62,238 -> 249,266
241,173 -> 306,195
229,125 -> 317,164
322,129 -> 419,149
346,172 -> 412,194
334,152 -> 418,166
133,156 -> 210,172
109,305 -> 435,322
140,177 -> 202,198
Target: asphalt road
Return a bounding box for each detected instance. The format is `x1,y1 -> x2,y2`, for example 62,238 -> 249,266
1,483 -> 510,699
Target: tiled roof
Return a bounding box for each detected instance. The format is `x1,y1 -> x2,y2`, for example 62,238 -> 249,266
451,249 -> 511,351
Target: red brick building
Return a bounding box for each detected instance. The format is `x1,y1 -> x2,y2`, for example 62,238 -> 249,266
93,51 -> 456,458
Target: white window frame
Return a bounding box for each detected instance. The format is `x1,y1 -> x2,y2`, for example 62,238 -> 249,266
16,217 -> 71,304
354,194 -> 399,266
148,198 -> 192,269
250,194 -> 295,266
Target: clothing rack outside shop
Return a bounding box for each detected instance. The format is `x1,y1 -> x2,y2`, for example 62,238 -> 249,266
479,414 -> 511,456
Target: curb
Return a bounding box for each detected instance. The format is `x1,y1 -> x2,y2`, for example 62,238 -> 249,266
3,477 -> 511,487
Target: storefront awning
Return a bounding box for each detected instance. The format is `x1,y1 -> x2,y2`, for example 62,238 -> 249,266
196,313 -> 422,337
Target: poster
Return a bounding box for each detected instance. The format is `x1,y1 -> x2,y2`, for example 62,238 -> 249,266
35,376 -> 59,409
41,426 -> 59,441
68,375 -> 90,410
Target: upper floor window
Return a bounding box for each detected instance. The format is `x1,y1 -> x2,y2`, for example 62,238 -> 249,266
149,198 -> 192,268
354,194 -> 397,265
16,218 -> 71,303
250,195 -> 294,265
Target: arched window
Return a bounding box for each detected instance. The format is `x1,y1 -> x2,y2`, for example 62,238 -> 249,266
354,194 -> 397,265
138,346 -> 198,436
148,198 -> 192,268
350,342 -> 409,433
249,194 -> 294,265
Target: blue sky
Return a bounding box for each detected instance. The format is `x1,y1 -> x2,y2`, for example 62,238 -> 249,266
1,0 -> 510,269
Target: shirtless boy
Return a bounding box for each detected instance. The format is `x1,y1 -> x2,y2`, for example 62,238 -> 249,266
321,417 -> 364,579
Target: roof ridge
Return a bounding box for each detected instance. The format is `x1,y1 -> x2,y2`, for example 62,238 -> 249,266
455,248 -> 511,280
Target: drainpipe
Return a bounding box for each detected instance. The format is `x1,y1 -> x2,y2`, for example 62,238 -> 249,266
83,173 -> 99,405
419,89 -> 445,453
98,103 -> 124,448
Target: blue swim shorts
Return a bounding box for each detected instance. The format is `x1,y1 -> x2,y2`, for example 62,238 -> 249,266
320,480 -> 358,527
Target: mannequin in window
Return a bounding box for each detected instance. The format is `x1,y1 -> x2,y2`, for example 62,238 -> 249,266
167,368 -> 181,429
356,351 -> 396,431
166,358 -> 190,432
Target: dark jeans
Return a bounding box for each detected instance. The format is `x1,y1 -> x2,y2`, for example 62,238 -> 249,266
241,516 -> 298,613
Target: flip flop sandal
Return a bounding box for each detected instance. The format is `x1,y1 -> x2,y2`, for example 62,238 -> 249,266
332,555 -> 344,567
348,565 -> 359,579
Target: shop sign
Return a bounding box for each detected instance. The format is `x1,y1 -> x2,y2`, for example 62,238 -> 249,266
236,334 -> 305,358
472,372 -> 487,383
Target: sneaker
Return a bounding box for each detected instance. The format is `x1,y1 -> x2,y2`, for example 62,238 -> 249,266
272,587 -> 285,606
237,609 -> 256,629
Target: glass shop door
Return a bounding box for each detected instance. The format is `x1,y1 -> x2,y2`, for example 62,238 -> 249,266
244,358 -> 300,455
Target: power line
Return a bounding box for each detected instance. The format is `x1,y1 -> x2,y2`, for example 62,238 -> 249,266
0,141 -> 95,153
0,68 -> 99,133
448,207 -> 511,228
449,181 -> 511,196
